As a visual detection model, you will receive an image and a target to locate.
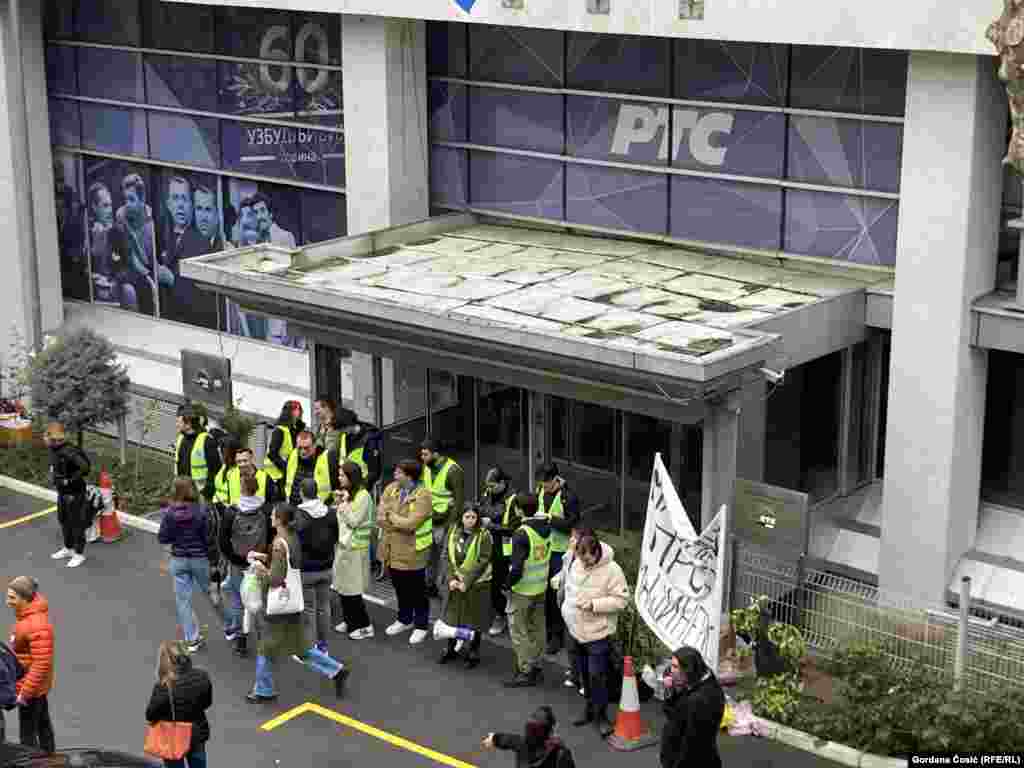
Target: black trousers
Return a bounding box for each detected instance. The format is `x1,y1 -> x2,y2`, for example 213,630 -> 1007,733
569,636 -> 611,712
390,568 -> 429,629
19,695 -> 55,753
338,594 -> 371,632
545,552 -> 566,646
57,491 -> 88,555
490,549 -> 509,616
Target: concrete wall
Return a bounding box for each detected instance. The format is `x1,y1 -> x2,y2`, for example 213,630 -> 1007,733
177,0 -> 1001,54
879,52 -> 1006,604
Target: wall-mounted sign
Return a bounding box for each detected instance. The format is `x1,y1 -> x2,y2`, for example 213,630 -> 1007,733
181,350 -> 233,410
733,478 -> 809,556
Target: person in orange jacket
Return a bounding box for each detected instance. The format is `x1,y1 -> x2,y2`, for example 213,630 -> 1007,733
5,576 -> 55,753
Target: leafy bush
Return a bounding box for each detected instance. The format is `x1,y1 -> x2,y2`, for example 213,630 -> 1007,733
220,403 -> 257,448
27,328 -> 129,442
752,672 -> 804,723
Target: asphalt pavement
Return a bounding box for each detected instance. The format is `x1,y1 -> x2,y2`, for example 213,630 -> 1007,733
0,487 -> 842,768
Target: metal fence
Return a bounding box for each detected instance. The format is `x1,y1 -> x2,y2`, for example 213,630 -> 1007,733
731,539 -> 1024,693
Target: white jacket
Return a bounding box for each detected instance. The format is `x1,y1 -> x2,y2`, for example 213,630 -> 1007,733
551,542 -> 629,643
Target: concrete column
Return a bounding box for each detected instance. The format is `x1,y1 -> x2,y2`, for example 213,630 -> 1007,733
341,16 -> 429,235
0,0 -> 60,377
736,376 -> 766,484
702,391 -> 740,531
879,52 -> 1006,604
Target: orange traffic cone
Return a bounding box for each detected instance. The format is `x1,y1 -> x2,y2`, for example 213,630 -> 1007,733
607,656 -> 659,751
98,471 -> 123,543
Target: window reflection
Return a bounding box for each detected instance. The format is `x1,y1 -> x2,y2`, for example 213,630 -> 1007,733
478,382 -> 527,494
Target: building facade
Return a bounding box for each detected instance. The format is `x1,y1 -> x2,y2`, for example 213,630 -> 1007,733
1,0 -> 1020,614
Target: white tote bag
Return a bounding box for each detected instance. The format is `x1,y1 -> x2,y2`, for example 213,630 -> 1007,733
265,538 -> 305,616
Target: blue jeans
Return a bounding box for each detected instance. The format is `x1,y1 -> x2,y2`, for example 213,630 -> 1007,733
170,557 -> 210,644
163,742 -> 206,768
254,648 -> 343,696
221,563 -> 244,636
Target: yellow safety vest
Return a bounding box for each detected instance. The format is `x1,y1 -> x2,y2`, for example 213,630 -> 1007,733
512,524 -> 551,597
537,484 -> 569,554
175,432 -> 210,483
349,488 -> 375,551
214,466 -> 267,505
501,495 -> 517,557
338,432 -> 369,481
264,425 -> 293,481
423,458 -> 458,523
285,450 -> 332,502
448,526 -> 492,584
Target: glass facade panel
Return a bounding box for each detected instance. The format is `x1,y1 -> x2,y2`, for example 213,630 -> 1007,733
148,113 -> 220,168
55,152 -> 89,301
50,98 -> 81,148
80,103 -> 148,157
76,0 -> 141,46
670,176 -> 782,250
46,45 -> 77,95
216,7 -> 294,60
468,87 -> 563,154
468,25 -> 564,88
674,39 -> 789,107
787,116 -> 902,193
469,152 -> 564,220
982,351 -> 1024,507
784,191 -> 898,266
566,33 -> 670,97
789,46 -> 908,117
429,83 -> 467,143
478,382 -> 528,496
565,164 -> 667,236
430,371 -> 475,490
144,56 -> 219,113
380,357 -> 428,480
142,0 -> 215,53
77,48 -> 144,103
300,188 -> 347,244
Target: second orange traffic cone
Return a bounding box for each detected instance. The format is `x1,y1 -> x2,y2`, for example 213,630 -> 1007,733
97,470 -> 123,543
607,656 -> 659,751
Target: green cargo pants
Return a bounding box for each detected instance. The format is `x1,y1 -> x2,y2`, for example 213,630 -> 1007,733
508,591 -> 546,674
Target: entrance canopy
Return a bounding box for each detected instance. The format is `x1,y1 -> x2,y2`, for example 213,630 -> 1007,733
182,213 -> 888,419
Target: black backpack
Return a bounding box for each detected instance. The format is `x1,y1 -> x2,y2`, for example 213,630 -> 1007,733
205,502 -> 223,574
230,506 -> 268,560
0,642 -> 24,711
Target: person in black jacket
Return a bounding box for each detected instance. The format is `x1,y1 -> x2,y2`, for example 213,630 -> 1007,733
265,401 -> 305,502
145,640 -> 212,768
295,478 -> 339,654
479,467 -> 519,637
218,472 -> 273,658
482,706 -> 575,768
175,406 -> 221,503
45,422 -> 92,569
659,646 -> 726,768
537,463 -> 580,656
158,478 -> 211,654
503,495 -> 551,689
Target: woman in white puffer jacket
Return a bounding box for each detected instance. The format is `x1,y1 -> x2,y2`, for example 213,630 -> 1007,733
550,530 -> 629,740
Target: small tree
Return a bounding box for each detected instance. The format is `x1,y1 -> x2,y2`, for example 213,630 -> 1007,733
28,328 -> 130,445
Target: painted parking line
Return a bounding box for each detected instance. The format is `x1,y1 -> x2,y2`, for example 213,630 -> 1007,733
0,506 -> 56,530
261,702 -> 479,768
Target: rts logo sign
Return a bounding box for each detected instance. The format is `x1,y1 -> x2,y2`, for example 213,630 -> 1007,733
609,103 -> 736,167
453,0 -> 478,11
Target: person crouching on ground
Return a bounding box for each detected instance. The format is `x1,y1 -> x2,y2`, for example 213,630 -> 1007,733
246,504 -> 349,702
552,529 -> 628,739
377,459 -> 432,644
158,478 -> 210,655
438,502 -> 493,669
659,645 -> 726,768
145,640 -> 212,768
481,706 -> 575,768
332,462 -> 375,640
6,576 -> 55,753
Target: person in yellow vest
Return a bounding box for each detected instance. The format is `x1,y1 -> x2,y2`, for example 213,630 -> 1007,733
175,404 -> 221,502
284,431 -> 332,507
419,437 -> 465,599
536,462 -> 581,656
332,461 -> 376,640
213,435 -> 240,506
377,459 -> 432,644
234,447 -> 268,502
264,400 -> 305,502
480,466 -> 521,637
439,502 -> 494,669
502,493 -> 552,689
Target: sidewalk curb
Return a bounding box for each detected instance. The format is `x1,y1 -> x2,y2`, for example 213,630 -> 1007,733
0,474 -> 159,535
756,719 -> 904,768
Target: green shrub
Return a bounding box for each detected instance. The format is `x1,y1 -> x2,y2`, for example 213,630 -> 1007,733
752,672 -> 804,723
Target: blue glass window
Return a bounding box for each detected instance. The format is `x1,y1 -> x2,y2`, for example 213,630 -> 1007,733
144,56 -> 218,113
301,188 -> 347,244
430,82 -> 467,143
142,0 -> 214,53
784,190 -> 897,266
45,0 -> 74,39
468,25 -> 563,88
219,60 -> 297,118
567,95 -> 667,166
469,151 -> 564,220
49,98 -> 80,148
216,7 -> 293,60
46,45 -> 77,95
222,177 -> 301,250
428,22 -> 467,78
789,46 -> 908,117
566,164 -> 668,236
674,39 -> 789,107
671,107 -> 786,179
670,176 -> 782,251
77,48 -> 144,102
469,87 -> 563,154
294,13 -> 341,67
80,103 -> 148,156
294,70 -> 342,128
221,121 -> 344,188
431,147 -> 468,209
566,33 -> 670,97
75,0 -> 141,46
787,116 -> 902,193
148,113 -> 220,168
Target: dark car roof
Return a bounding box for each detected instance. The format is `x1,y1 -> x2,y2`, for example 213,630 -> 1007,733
0,743 -> 159,768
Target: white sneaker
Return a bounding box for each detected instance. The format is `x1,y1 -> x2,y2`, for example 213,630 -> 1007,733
51,547 -> 72,560
409,629 -> 428,645
86,527 -> 100,543
333,622 -> 348,634
385,620 -> 413,636
349,626 -> 375,640
66,554 -> 86,568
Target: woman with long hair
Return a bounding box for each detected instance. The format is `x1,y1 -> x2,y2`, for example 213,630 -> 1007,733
313,396 -> 340,454
377,459 -> 432,644
438,502 -> 493,669
659,645 -> 726,768
332,461 -> 375,639
158,477 -> 210,654
264,401 -> 305,502
481,706 -> 575,768
246,504 -> 349,702
145,640 -> 212,768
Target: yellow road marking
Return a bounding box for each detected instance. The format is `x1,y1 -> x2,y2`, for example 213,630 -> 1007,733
0,506 -> 57,530
261,702 -> 478,768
